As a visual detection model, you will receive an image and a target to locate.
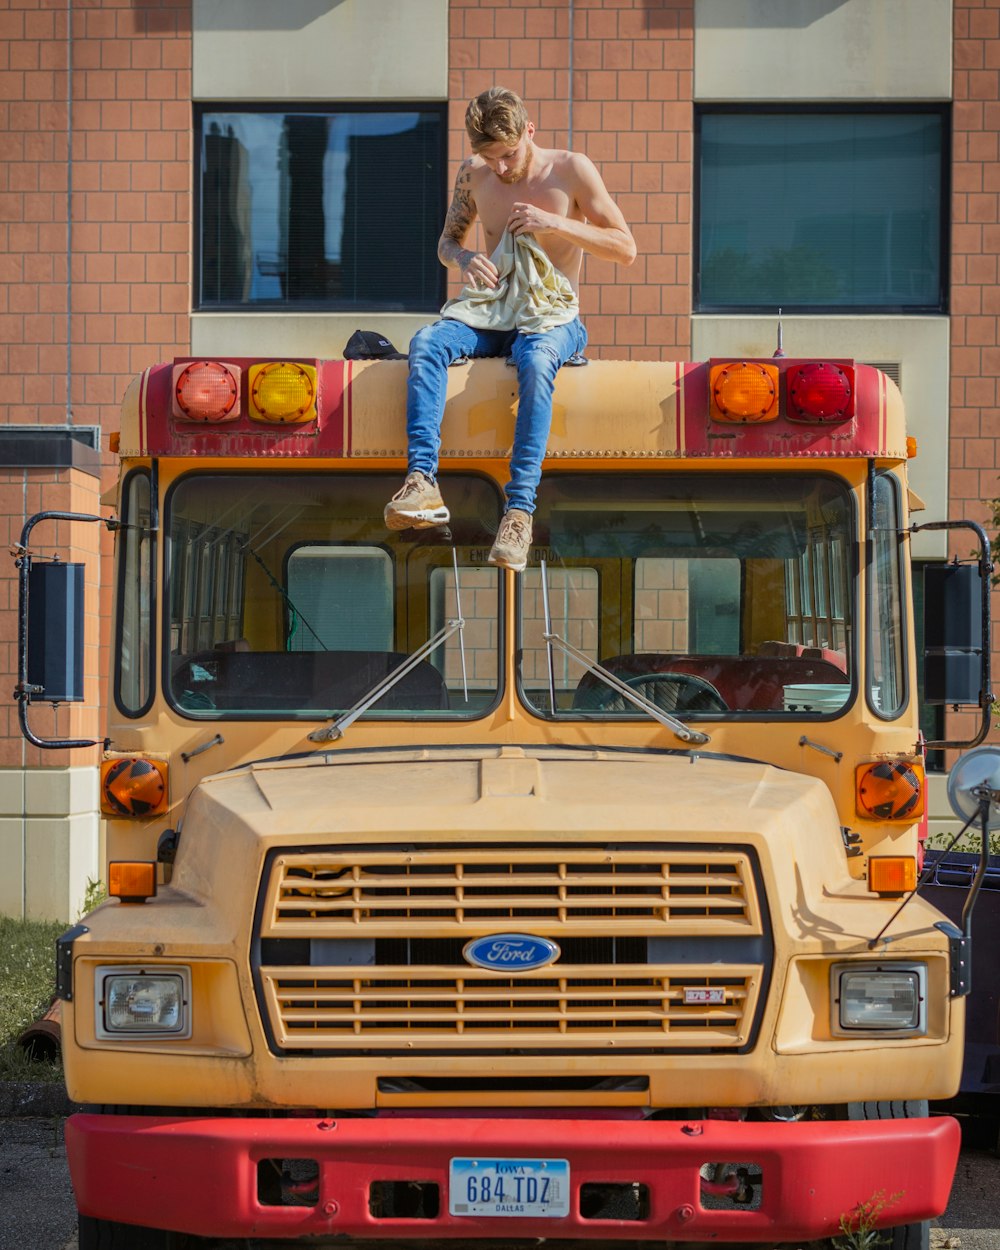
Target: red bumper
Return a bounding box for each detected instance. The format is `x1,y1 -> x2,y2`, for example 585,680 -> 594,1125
66,1112 -> 959,1243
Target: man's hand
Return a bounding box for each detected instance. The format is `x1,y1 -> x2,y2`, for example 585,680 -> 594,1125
508,202 -> 561,238
461,250 -> 499,290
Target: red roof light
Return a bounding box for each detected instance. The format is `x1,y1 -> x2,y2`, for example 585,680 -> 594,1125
787,362 -> 854,424
172,361 -> 241,423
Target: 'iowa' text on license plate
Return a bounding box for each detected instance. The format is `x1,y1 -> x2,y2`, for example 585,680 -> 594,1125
449,1157 -> 570,1217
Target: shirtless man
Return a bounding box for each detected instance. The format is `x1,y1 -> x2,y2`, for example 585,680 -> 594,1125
384,86 -> 636,571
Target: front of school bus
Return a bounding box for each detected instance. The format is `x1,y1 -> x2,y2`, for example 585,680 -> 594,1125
44,355 -> 980,1246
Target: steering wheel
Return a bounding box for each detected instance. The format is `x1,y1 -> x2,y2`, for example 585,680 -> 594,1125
580,671 -> 728,714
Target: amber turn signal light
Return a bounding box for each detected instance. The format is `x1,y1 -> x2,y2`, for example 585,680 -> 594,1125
109,861 -> 157,903
855,760 -> 925,821
248,361 -> 317,423
710,361 -> 779,423
868,856 -> 917,896
101,758 -> 168,818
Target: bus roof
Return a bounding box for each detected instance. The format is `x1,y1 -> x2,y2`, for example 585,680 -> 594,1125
121,357 -> 908,463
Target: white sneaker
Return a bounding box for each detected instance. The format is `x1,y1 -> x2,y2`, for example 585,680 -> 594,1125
384,472 -> 450,530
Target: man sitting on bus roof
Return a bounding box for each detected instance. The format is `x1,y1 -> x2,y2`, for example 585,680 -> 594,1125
384,86 -> 636,572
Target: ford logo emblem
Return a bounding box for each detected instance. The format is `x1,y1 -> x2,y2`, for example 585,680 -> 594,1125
463,934 -> 561,972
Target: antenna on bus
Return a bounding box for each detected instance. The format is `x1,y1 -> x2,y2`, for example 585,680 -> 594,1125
773,308 -> 786,359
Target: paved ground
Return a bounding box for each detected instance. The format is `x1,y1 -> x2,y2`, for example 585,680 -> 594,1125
0,1116 -> 76,1250
0,1111 -> 995,1250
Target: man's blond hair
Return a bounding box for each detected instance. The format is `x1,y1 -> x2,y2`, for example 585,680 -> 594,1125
465,87 -> 529,151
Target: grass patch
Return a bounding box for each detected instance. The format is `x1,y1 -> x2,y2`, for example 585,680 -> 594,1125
0,914 -> 66,1083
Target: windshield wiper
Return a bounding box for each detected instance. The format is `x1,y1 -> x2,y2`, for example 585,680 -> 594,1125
539,559 -> 711,746
308,549 -> 468,743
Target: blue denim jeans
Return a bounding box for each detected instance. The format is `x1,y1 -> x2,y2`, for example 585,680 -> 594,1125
405,316 -> 588,514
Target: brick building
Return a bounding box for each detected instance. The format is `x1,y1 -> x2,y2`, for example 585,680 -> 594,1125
0,0 -> 996,918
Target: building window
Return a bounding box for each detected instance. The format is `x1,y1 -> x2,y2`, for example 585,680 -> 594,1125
696,107 -> 948,312
196,105 -> 446,312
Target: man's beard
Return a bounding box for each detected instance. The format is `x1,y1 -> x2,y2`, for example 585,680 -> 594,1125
498,151 -> 531,183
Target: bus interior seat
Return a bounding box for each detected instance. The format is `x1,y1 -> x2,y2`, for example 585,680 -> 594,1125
172,650 -> 450,712
757,641 -> 847,672
572,653 -> 849,712
573,669 -> 727,713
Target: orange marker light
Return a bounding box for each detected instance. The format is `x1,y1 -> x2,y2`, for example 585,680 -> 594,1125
710,361 -> 779,422
249,361 -> 317,423
855,761 -> 925,821
109,861 -> 157,903
172,361 -> 241,423
101,758 -> 168,818
869,856 -> 918,896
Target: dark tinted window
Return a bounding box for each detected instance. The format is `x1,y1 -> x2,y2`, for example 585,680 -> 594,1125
697,109 -> 947,311
197,107 -> 445,311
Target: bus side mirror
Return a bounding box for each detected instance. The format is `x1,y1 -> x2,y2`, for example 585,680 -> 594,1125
14,510 -> 109,749
922,563 -> 985,707
27,559 -> 86,704
913,512 -> 994,751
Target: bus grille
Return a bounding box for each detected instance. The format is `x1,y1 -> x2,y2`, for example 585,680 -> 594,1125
260,965 -> 760,1050
256,847 -> 765,1053
259,848 -> 762,935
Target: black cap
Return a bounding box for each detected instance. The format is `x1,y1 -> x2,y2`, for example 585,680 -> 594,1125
343,330 -> 407,361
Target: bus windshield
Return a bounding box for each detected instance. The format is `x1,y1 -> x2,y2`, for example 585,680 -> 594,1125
519,473 -> 859,718
164,472 -> 503,719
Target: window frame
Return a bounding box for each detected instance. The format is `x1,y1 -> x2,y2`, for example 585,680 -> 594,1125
517,470 -> 859,722
193,101 -> 449,313
694,103 -> 951,315
114,467 -> 157,719
866,470 -> 910,721
161,468 -> 506,723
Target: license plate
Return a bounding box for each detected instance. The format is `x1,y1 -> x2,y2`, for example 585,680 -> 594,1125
449,1156 -> 570,1218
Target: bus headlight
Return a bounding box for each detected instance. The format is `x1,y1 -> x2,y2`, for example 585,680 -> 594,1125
96,966 -> 192,1040
830,963 -> 926,1037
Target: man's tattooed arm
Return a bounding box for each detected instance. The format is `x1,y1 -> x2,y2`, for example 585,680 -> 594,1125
437,159 -> 477,270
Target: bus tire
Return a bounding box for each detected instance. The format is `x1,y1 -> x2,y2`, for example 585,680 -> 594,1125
842,1100 -> 930,1250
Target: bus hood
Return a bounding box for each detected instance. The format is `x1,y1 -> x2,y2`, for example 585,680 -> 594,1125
174,744 -> 857,909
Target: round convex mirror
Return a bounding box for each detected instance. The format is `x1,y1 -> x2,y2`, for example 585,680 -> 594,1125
946,745 -> 1000,831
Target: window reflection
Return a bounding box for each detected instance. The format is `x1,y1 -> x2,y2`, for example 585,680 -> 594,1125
199,109 -> 445,310
520,474 -> 855,717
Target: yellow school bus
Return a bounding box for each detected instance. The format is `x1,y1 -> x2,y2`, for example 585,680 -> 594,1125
17,353 -> 995,1249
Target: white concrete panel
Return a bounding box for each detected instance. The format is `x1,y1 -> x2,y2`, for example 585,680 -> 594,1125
24,813 -> 100,924
192,313 -> 435,360
695,0 -> 952,101
691,315 -> 950,558
24,765 -> 99,818
193,0 -> 448,101
0,818 -> 25,919
0,768 -> 100,920
0,769 -> 25,818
